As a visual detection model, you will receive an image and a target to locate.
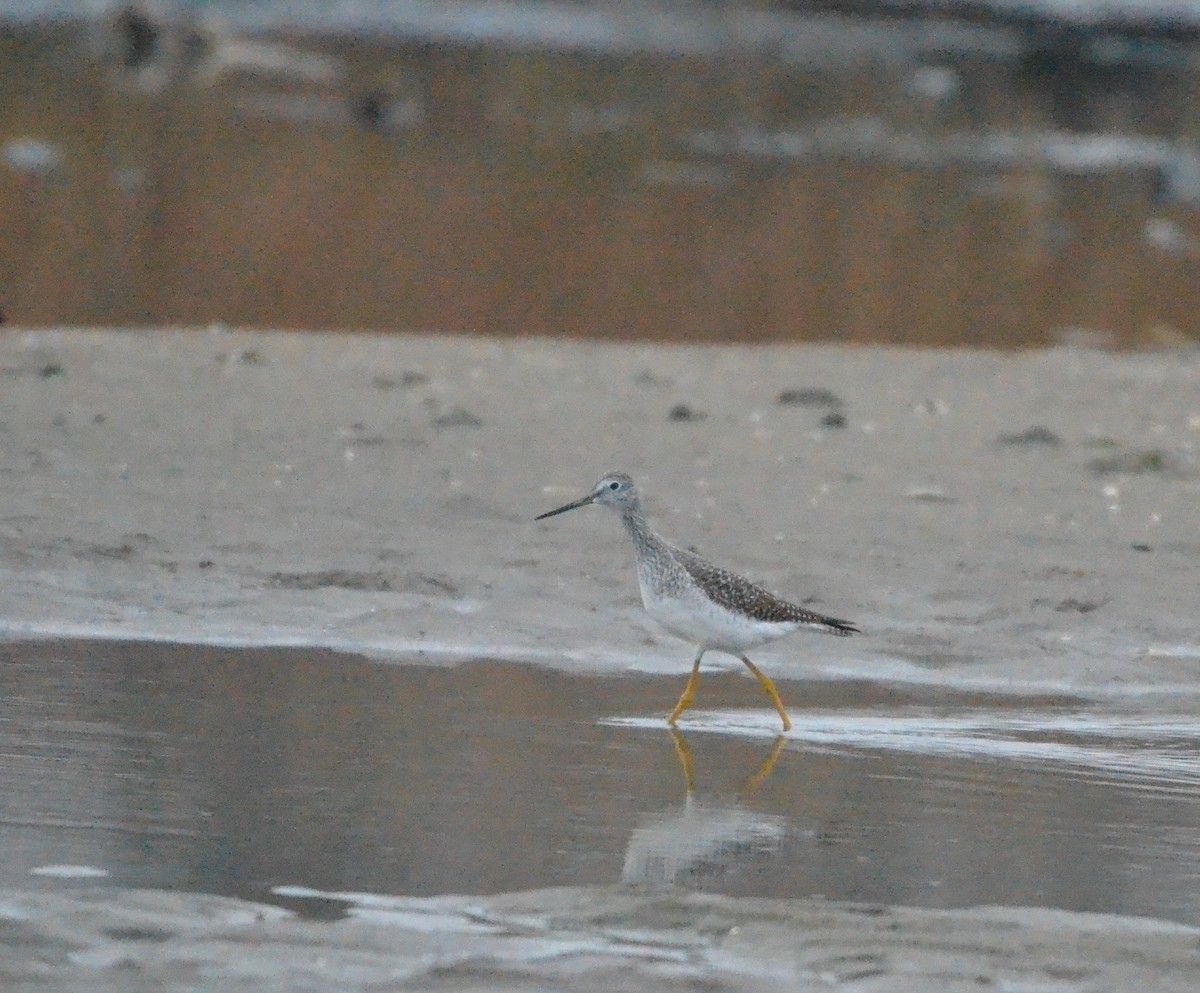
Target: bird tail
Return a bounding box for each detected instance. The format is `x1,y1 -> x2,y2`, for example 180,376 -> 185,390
809,614 -> 858,636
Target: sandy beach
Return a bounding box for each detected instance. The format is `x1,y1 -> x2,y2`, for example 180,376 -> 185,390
3,327 -> 1200,989
4,327 -> 1200,694
3,884 -> 1200,992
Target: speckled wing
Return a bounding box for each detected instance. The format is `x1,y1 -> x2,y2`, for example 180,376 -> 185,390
673,548 -> 858,635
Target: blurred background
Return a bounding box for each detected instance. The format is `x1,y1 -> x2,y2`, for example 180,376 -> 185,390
2,0 -> 1198,346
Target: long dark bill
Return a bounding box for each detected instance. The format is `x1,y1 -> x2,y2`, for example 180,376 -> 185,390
534,493 -> 594,520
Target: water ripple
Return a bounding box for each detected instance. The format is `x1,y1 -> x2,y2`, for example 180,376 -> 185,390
609,710 -> 1200,796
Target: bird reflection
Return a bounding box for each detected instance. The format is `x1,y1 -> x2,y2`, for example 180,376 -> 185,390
621,729 -> 789,887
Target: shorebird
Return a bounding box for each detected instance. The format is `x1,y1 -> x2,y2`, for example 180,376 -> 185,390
535,472 -> 858,731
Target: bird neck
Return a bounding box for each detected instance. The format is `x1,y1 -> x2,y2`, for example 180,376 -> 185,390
620,507 -> 675,584
620,507 -> 655,551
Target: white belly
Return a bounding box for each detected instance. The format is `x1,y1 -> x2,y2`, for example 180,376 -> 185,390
641,584 -> 799,654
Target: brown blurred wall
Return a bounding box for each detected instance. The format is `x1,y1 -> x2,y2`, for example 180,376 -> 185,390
1,20 -> 1198,346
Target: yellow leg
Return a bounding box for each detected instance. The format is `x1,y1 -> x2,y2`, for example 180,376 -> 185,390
667,650 -> 705,726
740,655 -> 792,732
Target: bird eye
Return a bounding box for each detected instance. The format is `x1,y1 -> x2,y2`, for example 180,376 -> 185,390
609,481 -> 620,490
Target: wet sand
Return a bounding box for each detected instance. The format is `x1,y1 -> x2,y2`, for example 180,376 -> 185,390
3,327 -> 1200,988
4,884 -> 1200,993
3,327 -> 1200,698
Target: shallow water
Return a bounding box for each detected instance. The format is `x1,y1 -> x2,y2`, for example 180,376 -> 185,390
3,640 -> 1200,926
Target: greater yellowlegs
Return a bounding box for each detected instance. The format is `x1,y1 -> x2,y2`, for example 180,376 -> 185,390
535,472 -> 858,730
